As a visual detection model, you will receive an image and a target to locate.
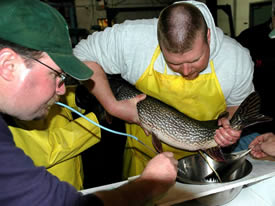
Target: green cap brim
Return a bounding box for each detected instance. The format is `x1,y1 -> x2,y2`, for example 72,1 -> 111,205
269,29 -> 275,39
48,53 -> 93,81
0,0 -> 93,81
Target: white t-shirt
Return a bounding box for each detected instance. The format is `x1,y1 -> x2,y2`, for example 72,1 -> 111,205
74,0 -> 254,107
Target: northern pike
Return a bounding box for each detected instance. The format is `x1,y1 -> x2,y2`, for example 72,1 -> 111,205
114,80 -> 272,152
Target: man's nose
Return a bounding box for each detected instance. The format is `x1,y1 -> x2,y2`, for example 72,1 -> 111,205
181,64 -> 192,76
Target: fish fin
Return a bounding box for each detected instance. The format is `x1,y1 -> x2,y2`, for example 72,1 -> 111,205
105,112 -> 113,124
204,147 -> 225,162
238,115 -> 273,129
152,132 -> 163,153
230,92 -> 273,130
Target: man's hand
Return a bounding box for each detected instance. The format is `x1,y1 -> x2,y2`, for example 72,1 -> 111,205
140,152 -> 178,195
111,94 -> 151,135
95,152 -> 178,205
214,117 -> 242,147
113,94 -> 146,124
249,133 -> 275,158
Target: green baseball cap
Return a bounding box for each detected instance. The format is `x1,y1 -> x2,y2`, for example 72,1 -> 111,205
0,0 -> 93,80
269,29 -> 275,39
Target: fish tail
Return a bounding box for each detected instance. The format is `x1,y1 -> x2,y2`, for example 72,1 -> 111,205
230,92 -> 273,130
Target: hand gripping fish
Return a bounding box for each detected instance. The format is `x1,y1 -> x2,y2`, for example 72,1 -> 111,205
115,82 -> 272,153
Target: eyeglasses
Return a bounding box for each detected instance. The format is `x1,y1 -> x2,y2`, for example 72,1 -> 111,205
30,58 -> 67,88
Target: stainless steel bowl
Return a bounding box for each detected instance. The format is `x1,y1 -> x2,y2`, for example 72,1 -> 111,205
177,154 -> 252,205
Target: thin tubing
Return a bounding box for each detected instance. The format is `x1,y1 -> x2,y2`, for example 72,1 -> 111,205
55,102 -> 157,154
55,102 -> 188,177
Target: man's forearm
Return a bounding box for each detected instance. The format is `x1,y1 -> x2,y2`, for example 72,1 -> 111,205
83,61 -> 118,116
94,178 -> 161,206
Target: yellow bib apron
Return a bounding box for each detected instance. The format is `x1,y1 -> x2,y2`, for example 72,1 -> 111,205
123,46 -> 226,179
11,86 -> 101,190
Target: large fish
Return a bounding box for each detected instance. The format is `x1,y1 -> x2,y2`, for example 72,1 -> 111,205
114,80 -> 272,152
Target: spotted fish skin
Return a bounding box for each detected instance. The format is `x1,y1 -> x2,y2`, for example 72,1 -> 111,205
115,82 -> 272,151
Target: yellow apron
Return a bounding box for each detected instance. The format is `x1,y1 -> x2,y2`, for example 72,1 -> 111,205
10,85 -> 101,190
123,46 -> 226,179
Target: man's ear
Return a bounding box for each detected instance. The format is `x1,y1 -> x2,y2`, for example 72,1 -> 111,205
0,48 -> 17,81
207,28 -> 211,45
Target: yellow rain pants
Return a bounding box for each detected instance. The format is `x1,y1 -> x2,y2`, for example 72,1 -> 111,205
10,85 -> 101,190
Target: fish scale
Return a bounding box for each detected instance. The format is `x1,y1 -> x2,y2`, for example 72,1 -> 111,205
115,81 -> 272,151
137,94 -> 217,149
